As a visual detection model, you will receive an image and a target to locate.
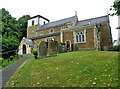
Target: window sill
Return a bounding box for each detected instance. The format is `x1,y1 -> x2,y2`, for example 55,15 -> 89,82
75,42 -> 86,44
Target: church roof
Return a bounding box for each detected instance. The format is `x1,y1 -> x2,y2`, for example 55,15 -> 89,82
76,15 -> 109,27
39,16 -> 75,30
116,26 -> 120,29
29,15 -> 49,22
25,38 -> 34,46
30,32 -> 60,40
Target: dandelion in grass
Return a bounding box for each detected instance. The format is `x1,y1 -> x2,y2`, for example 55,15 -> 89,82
37,82 -> 40,85
104,74 -> 107,77
69,78 -> 71,81
56,68 -> 59,70
107,84 -> 110,86
104,69 -> 107,72
47,76 -> 49,79
93,82 -> 96,85
94,78 -> 97,80
31,74 -> 34,76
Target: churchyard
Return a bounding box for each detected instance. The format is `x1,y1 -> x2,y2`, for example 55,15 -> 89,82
5,51 -> 118,87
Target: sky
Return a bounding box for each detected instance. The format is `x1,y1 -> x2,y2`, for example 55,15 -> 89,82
0,0 -> 118,41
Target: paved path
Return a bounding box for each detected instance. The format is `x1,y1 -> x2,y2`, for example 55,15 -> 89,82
0,55 -> 33,88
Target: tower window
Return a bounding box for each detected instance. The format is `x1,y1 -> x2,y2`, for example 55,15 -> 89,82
32,20 -> 34,25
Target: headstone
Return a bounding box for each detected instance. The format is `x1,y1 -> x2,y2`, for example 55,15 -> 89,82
57,43 -> 63,53
38,41 -> 47,58
73,44 -> 78,51
48,41 -> 58,56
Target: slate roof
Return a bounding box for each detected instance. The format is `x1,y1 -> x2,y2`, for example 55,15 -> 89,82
30,15 -> 109,40
25,38 -> 34,46
29,15 -> 49,22
30,32 -> 60,40
76,15 -> 109,27
117,26 -> 120,29
39,16 -> 75,30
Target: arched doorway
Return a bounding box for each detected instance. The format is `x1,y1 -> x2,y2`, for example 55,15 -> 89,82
23,44 -> 26,54
66,40 -> 71,51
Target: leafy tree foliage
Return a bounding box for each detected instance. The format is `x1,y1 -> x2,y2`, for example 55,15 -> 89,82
1,8 -> 30,58
110,0 -> 120,16
18,15 -> 30,41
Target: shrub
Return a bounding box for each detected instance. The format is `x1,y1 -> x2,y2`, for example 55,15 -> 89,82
32,50 -> 38,55
0,57 -> 4,64
2,62 -> 9,68
10,56 -> 14,61
32,50 -> 38,59
112,45 -> 120,51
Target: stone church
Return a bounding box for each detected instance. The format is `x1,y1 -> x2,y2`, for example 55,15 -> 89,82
18,13 -> 113,55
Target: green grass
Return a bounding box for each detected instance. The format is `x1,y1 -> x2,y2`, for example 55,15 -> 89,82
0,54 -> 33,70
6,51 -> 118,87
1,55 -> 24,68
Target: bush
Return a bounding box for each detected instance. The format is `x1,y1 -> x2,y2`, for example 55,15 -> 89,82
32,50 -> 38,55
10,56 -> 14,61
112,45 -> 120,51
32,50 -> 38,59
0,57 -> 4,64
2,62 -> 9,68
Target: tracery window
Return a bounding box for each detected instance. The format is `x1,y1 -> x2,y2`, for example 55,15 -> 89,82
75,30 -> 86,43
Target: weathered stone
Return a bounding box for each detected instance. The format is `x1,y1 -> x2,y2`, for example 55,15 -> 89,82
57,43 -> 63,53
38,41 -> 47,58
48,41 -> 58,56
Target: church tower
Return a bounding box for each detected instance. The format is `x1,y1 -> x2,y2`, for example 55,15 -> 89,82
27,15 -> 49,38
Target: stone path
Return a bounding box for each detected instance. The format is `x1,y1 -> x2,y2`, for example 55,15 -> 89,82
0,55 -> 33,88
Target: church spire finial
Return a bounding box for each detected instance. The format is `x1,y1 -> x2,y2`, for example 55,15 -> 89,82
75,11 -> 77,16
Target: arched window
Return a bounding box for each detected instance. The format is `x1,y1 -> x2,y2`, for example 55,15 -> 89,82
76,31 -> 85,43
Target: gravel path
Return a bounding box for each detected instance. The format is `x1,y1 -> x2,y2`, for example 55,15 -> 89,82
1,55 -> 33,88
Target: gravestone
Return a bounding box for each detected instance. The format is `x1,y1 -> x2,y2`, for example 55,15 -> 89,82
38,41 -> 47,58
73,44 -> 78,51
48,41 -> 58,56
57,43 -> 63,53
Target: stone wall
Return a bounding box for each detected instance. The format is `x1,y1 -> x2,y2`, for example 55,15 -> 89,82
100,23 -> 112,50
63,31 -> 74,43
27,25 -> 39,38
77,27 -> 95,49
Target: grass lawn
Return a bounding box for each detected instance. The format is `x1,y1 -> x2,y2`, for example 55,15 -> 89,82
6,51 -> 119,87
0,54 -> 32,70
1,56 -> 21,68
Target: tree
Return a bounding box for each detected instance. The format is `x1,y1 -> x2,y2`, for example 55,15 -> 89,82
2,37 -> 19,58
110,0 -> 120,16
18,15 -> 30,41
1,8 -> 19,38
1,8 -> 30,58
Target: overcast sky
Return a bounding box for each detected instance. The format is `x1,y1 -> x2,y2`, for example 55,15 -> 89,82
1,0 -> 118,41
